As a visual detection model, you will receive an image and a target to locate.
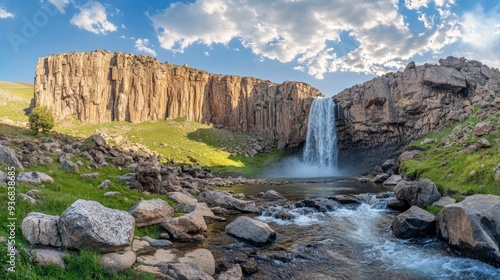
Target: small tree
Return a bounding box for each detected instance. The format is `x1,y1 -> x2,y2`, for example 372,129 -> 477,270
29,106 -> 55,134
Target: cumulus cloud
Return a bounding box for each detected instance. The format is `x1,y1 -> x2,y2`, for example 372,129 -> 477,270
71,2 -> 117,34
48,0 -> 71,14
149,0 -> 461,78
135,39 -> 157,57
0,6 -> 14,18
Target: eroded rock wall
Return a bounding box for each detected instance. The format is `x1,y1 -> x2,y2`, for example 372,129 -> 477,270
334,57 -> 500,171
33,51 -> 321,148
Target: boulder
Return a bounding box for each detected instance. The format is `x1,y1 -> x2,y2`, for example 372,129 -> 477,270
263,190 -> 286,201
218,264 -> 243,280
32,249 -> 66,268
58,200 -> 135,252
104,191 -> 120,197
394,179 -> 441,208
373,173 -> 390,183
19,193 -> 37,205
0,144 -> 24,171
241,258 -> 258,275
161,263 -> 214,280
296,198 -> 341,212
225,216 -> 276,244
437,195 -> 500,265
329,194 -> 361,205
477,138 -> 491,148
391,206 -> 436,239
381,159 -> 396,172
128,198 -> 174,227
168,192 -> 198,205
387,199 -> 410,211
100,250 -> 136,273
61,160 -> 79,173
81,173 -> 99,179
136,161 -> 161,193
16,172 -> 54,184
178,248 -> 215,276
0,170 -> 7,185
382,174 -> 403,186
474,122 -> 493,136
90,133 -> 108,147
161,211 -> 207,241
140,236 -> 172,248
136,249 -> 176,266
21,213 -> 61,247
494,164 -> 500,182
398,150 -> 422,162
198,191 -> 260,213
98,179 -> 113,189
432,197 -> 456,207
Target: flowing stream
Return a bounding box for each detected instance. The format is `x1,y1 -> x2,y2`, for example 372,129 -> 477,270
207,181 -> 500,279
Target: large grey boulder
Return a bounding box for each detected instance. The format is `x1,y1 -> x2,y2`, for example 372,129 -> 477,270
161,211 -> 207,241
225,216 -> 276,244
0,145 -> 23,171
391,206 -> 436,239
382,174 -> 403,186
178,249 -> 215,276
198,191 -> 260,213
474,122 -> 493,136
21,213 -> 61,247
168,192 -> 198,205
128,198 -> 174,227
100,250 -> 136,273
263,190 -> 285,201
394,179 -> 441,208
61,160 -> 79,173
437,195 -> 500,265
16,172 -> 54,184
58,200 -> 135,252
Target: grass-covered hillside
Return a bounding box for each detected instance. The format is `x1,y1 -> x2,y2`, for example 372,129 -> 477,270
401,105 -> 500,197
0,81 -> 284,177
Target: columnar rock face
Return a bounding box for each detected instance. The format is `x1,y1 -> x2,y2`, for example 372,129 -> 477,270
334,57 -> 500,170
33,51 -> 320,148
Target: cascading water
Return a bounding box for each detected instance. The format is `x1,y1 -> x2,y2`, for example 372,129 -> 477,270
264,96 -> 339,178
302,97 -> 338,170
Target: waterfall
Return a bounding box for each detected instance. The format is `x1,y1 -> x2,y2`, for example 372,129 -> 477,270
302,97 -> 338,171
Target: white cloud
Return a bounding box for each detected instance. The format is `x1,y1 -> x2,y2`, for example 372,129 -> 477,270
121,24 -> 126,29
0,7 -> 14,18
48,0 -> 71,14
150,0 -> 462,78
135,38 -> 157,57
418,13 -> 434,29
70,2 -> 117,35
204,51 -> 210,56
293,66 -> 305,72
459,6 -> 500,68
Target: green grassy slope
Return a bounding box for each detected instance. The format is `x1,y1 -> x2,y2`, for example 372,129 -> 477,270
401,106 -> 500,197
0,81 -> 33,122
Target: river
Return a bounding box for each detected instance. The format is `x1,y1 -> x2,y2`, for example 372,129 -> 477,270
197,178 -> 500,279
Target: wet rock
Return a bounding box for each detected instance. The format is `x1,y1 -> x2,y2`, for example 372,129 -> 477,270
394,179 -> 441,208
62,160 -> 79,173
263,190 -> 286,201
168,192 -> 198,205
383,174 -> 403,186
241,258 -> 258,275
58,199 -> 135,252
432,197 -> 456,207
140,236 -> 172,248
161,211 -> 207,241
136,160 -> 161,193
81,173 -> 99,179
198,191 -> 260,213
437,195 -> 500,265
0,144 -> 24,171
100,250 -> 136,273
32,249 -> 65,268
225,216 -> 276,244
218,264 -> 243,280
129,198 -> 174,227
21,212 -> 61,247
296,198 -> 341,212
391,206 -> 436,239
178,248 -> 215,276
16,172 -> 54,184
373,173 -> 390,183
329,194 -> 361,205
387,199 -> 410,211
474,122 -> 493,136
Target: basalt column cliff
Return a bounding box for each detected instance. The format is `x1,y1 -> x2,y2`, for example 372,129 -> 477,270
33,51 -> 321,148
334,57 -> 500,171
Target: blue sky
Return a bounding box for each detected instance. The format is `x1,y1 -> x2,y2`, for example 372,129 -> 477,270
0,0 -> 499,96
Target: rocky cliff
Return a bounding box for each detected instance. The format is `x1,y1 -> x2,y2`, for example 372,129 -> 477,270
334,57 -> 500,171
33,51 -> 321,148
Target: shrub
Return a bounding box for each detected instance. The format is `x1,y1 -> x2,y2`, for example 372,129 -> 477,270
29,106 -> 55,133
